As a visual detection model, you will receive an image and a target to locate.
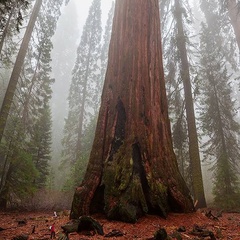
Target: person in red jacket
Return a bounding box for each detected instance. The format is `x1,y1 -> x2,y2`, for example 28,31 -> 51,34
50,223 -> 56,239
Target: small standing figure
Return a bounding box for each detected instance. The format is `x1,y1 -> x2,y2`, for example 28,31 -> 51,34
50,223 -> 56,239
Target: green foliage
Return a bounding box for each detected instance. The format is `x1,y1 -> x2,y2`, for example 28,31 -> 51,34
62,154 -> 88,192
100,1 -> 114,81
55,1 -> 113,191
160,0 -> 195,188
50,0 -> 80,181
62,117 -> 97,191
212,153 -> 240,209
46,167 -> 55,190
29,104 -> 52,188
0,147 -> 39,206
9,149 -> 39,199
0,0 -> 64,208
0,0 -> 29,32
62,0 -> 102,166
0,0 -> 31,68
172,114 -> 191,187
199,0 -> 240,209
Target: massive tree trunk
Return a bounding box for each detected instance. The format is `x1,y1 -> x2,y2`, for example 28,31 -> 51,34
0,0 -> 42,144
75,61 -> 90,162
174,0 -> 206,208
227,0 -> 240,53
71,0 -> 194,223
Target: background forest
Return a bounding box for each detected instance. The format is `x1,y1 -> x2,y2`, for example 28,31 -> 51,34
0,0 -> 240,211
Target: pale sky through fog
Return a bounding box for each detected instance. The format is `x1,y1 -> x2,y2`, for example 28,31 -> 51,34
73,0 -> 114,35
50,0 -> 115,164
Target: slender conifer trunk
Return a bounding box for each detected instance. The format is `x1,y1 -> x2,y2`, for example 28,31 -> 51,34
174,0 -> 206,208
0,0 -> 42,144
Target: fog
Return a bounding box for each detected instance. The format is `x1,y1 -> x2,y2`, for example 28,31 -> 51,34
50,0 -> 114,183
0,0 -> 240,214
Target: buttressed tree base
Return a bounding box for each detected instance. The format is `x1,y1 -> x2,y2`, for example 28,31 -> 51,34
71,0 -> 194,223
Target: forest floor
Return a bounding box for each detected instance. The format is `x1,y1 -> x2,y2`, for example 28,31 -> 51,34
0,209 -> 240,240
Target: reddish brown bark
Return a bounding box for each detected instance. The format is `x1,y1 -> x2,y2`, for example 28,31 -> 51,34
71,0 -> 194,223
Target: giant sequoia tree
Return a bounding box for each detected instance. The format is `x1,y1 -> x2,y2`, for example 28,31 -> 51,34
71,0 -> 194,223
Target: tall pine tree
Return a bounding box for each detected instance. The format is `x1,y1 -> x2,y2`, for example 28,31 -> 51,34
62,0 -> 102,166
0,0 -> 64,208
199,0 -> 240,209
160,0 -> 206,207
0,0 -> 29,33
218,0 -> 240,54
50,0 -> 79,188
0,0 -> 43,145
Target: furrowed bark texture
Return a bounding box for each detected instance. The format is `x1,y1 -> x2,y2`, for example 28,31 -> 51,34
71,0 -> 194,223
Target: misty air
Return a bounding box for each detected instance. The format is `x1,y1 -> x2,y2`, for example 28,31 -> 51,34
0,0 -> 240,239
